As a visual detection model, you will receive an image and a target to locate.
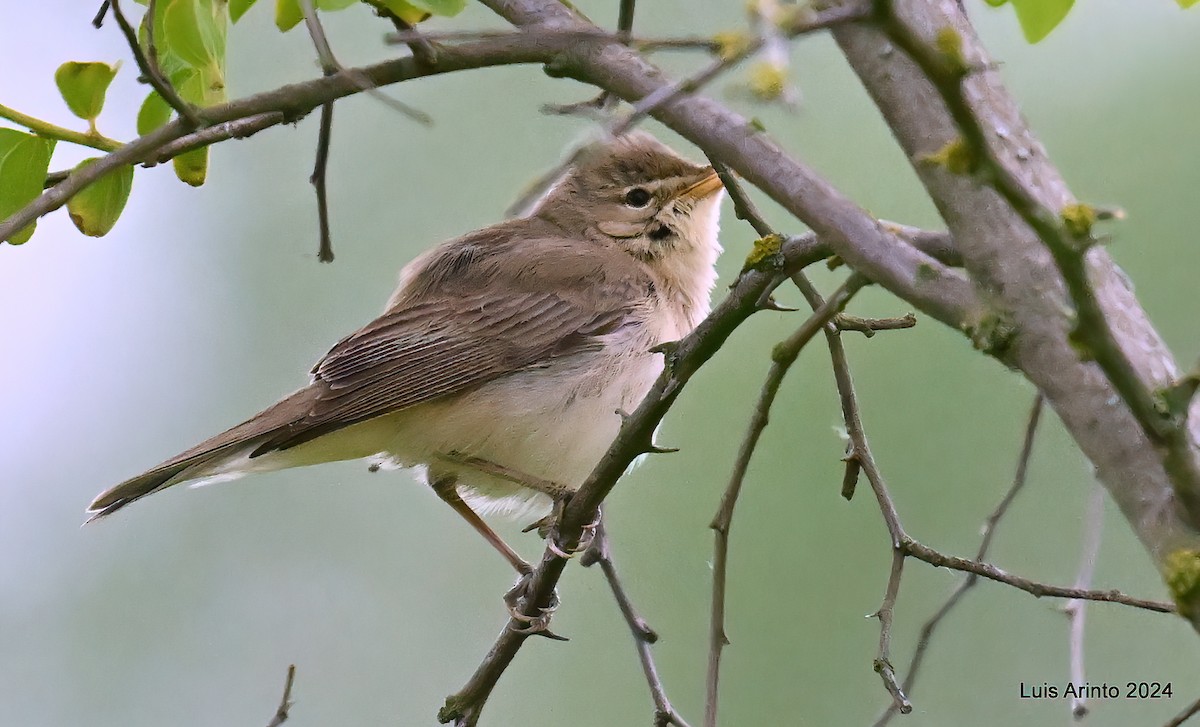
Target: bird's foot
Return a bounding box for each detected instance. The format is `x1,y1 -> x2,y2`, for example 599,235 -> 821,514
503,572 -> 566,640
528,504 -> 602,559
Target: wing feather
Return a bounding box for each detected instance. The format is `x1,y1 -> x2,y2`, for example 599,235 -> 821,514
251,286 -> 643,455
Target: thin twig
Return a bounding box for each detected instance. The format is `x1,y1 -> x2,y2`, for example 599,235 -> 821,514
299,0 -> 430,123
143,112 -> 286,167
516,3 -> 870,218
92,0 -> 111,28
370,0 -> 439,66
705,274 -> 868,727
834,312 -> 916,336
873,393 -> 1044,727
439,233 -> 885,724
312,103 -> 335,262
900,538 -> 1172,612
298,0 -> 339,263
703,161 -> 890,723
266,665 -> 297,727
108,0 -> 202,127
0,102 -> 123,152
1065,484 -> 1106,720
384,27 -> 715,51
581,519 -> 693,727
873,549 -> 912,714
1166,695 -> 1200,727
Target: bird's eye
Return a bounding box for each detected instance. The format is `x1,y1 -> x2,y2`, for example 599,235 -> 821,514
623,188 -> 652,208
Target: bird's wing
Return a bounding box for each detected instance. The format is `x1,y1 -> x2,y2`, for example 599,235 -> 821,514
87,226 -> 652,518
248,285 -> 641,456
246,237 -> 657,455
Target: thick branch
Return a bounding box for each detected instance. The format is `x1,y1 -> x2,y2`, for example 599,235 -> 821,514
831,0 -> 1200,608
438,224 -> 953,724
480,0 -> 979,331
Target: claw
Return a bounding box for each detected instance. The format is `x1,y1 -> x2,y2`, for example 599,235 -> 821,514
544,506 -> 603,559
547,538 -> 576,559
503,574 -> 563,637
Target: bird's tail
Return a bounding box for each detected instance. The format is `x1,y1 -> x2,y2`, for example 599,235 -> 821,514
86,387 -> 321,521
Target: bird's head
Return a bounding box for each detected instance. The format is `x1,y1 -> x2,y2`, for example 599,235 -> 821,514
535,132 -> 725,263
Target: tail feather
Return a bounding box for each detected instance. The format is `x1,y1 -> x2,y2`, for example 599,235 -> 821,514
87,387 -> 321,521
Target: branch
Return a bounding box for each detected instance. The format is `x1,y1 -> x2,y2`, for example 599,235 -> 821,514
899,539 -> 1172,613
298,0 -> 338,262
0,30 -> 572,242
1166,695 -> 1200,727
1064,484 -> 1106,720
834,312 -> 916,337
0,102 -> 123,152
873,549 -> 912,714
142,112 -> 285,166
704,274 -> 867,727
830,1 -> 1200,622
108,0 -> 202,127
438,215 -> 953,724
580,519 -> 693,727
266,665 -> 297,727
874,393 -> 1044,727
481,0 -> 978,331
875,0 -> 1200,529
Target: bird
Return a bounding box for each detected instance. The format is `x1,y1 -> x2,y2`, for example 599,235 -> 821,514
88,131 -> 725,575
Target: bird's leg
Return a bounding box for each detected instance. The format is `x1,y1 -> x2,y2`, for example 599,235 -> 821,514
436,452 -> 573,500
430,472 -> 563,637
430,475 -> 531,576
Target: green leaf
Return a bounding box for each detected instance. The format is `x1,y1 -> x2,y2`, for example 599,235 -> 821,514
1179,0 -> 1199,8
230,0 -> 259,21
277,0 -> 384,31
0,130 -> 55,244
372,0 -> 430,22
1009,0 -> 1074,43
275,0 -> 302,31
54,61 -> 119,123
163,0 -> 218,69
66,159 -> 135,237
172,146 -> 208,186
982,0 -> 1008,6
139,1 -> 189,78
197,0 -> 229,64
403,0 -> 466,15
137,90 -> 173,135
173,70 -> 211,184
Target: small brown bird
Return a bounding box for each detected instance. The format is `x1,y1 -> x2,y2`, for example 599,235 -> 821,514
89,132 -> 724,573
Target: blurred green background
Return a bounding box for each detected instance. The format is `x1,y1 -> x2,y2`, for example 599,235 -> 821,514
2,1 -> 1198,725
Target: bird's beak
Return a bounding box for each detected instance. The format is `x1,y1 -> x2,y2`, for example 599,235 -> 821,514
677,168 -> 724,201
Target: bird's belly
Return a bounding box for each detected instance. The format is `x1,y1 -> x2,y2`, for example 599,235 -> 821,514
377,342 -> 665,518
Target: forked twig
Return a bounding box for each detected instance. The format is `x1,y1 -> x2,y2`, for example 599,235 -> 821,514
581,518 -> 693,727
706,274 -> 869,727
873,393 -> 1044,727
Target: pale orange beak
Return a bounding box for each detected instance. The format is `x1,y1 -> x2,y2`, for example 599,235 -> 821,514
678,168 -> 724,201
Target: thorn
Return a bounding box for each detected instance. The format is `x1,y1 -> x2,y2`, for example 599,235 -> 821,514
757,295 -> 799,312
649,340 -> 680,356
646,444 -> 680,455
